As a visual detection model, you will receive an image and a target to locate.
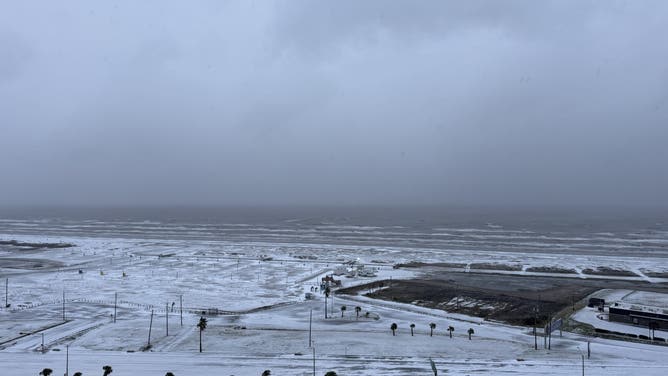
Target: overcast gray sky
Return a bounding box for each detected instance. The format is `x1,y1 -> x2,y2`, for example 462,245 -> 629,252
1,0 -> 667,207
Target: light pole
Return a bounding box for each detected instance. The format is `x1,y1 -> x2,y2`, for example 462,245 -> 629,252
113,293 -> 117,323
547,314 -> 552,350
577,345 -> 585,376
312,345 -> 316,376
65,344 -> 69,376
147,309 -> 154,347
308,309 -> 312,347
455,283 -> 460,310
533,306 -> 538,350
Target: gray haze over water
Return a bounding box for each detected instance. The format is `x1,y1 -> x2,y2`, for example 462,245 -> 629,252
2,1 -> 668,207
1,206 -> 667,257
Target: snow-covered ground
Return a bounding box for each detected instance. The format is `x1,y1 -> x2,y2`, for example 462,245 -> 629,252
2,234 -> 668,375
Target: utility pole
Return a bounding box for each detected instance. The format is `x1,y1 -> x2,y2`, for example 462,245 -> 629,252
312,346 -> 316,376
166,303 -> 169,336
455,283 -> 460,310
548,315 -> 552,350
581,353 -> 585,376
65,344 -> 69,376
113,293 -> 117,323
179,295 -> 183,327
308,309 -> 312,347
533,306 -> 538,350
587,341 -> 591,359
147,310 -> 154,347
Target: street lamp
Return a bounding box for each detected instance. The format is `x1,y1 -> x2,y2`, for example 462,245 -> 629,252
533,306 -> 539,350
312,342 -> 316,376
577,345 -> 585,376
65,344 -> 69,376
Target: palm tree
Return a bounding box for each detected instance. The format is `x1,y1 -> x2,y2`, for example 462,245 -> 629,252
429,322 -> 436,337
390,322 -> 398,336
355,306 -> 362,319
262,371 -> 271,376
324,372 -> 338,376
73,373 -> 82,376
166,373 -> 175,376
447,325 -> 454,338
197,316 -> 208,352
39,369 -> 53,376
410,323 -> 415,336
340,305 -> 346,317
467,328 -> 474,340
102,365 -> 113,376
324,287 -> 331,319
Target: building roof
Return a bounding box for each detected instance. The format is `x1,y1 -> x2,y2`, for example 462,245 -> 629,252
611,301 -> 668,317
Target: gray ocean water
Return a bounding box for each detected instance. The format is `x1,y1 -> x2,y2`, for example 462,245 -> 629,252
0,206 -> 667,257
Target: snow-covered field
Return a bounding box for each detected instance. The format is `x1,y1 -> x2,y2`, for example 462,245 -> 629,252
2,234 -> 668,375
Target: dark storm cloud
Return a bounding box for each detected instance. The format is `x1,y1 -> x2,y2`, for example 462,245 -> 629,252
1,0 -> 667,207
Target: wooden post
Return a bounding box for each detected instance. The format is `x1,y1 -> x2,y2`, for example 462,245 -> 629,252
180,295 -> 183,327
166,303 -> 169,336
113,293 -> 117,323
4,278 -> 7,308
62,289 -> 66,321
